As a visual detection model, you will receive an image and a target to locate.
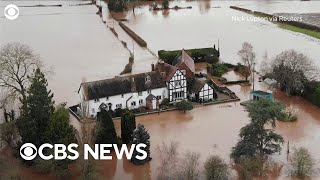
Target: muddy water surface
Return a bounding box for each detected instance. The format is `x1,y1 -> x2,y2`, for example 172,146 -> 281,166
1,1 -> 320,179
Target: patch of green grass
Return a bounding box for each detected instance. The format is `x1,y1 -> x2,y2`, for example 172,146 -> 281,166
279,24 -> 320,39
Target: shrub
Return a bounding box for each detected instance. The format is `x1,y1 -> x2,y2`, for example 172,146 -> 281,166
175,100 -> 193,113
119,22 -> 147,47
204,155 -> 229,180
160,98 -> 170,106
162,0 -> 169,9
108,0 -> 126,12
288,147 -> 315,178
208,63 -> 228,77
115,108 -> 123,117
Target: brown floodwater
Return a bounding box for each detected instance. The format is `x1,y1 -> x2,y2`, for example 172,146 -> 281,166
1,0 -> 320,179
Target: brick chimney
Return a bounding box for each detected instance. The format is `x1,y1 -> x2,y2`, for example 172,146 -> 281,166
151,63 -> 155,71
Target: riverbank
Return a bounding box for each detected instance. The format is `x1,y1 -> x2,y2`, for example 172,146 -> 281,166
230,6 -> 320,39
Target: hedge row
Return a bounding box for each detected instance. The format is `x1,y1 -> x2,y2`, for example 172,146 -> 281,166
158,48 -> 220,65
119,22 -> 147,47
229,6 -> 252,13
302,81 -> 320,107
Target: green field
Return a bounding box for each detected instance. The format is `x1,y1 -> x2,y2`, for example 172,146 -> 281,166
279,24 -> 320,39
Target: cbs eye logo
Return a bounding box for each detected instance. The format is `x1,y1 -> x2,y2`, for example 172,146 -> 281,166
4,4 -> 20,20
20,143 -> 37,160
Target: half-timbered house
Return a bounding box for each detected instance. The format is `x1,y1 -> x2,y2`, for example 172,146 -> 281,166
154,61 -> 187,102
189,78 -> 216,102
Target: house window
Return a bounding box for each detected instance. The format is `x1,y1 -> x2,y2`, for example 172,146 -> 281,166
148,89 -> 151,94
121,94 -> 124,98
94,99 -> 100,103
173,91 -> 184,99
139,99 -> 143,105
131,101 -> 136,106
175,81 -> 181,87
106,96 -> 109,101
138,92 -> 142,96
116,104 -> 122,108
157,95 -> 162,100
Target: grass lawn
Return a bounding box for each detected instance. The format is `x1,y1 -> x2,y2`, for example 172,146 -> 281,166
279,24 -> 320,39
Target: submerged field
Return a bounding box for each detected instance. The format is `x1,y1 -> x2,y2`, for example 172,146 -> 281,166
1,0 -> 320,179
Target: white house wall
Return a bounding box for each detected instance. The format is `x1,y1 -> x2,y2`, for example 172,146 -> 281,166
199,84 -> 214,101
81,87 -> 168,117
168,70 -> 187,101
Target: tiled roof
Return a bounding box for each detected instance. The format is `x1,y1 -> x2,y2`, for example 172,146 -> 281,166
173,49 -> 195,73
154,61 -> 178,81
81,71 -> 166,100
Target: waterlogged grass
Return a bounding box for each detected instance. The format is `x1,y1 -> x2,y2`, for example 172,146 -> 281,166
279,24 -> 320,39
250,10 -> 320,40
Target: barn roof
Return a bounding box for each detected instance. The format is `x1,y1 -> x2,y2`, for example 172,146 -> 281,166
80,71 -> 166,100
173,49 -> 195,73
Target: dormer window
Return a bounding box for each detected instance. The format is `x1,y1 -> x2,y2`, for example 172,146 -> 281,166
94,99 -> 100,103
138,92 -> 142,96
145,75 -> 151,82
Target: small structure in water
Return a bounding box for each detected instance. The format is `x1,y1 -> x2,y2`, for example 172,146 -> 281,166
241,90 -> 273,106
250,90 -> 273,101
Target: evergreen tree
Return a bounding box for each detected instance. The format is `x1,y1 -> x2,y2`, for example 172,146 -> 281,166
162,0 -> 169,9
121,110 -> 136,144
231,99 -> 285,162
131,124 -> 151,165
95,109 -> 117,144
46,103 -> 77,145
18,68 -> 54,147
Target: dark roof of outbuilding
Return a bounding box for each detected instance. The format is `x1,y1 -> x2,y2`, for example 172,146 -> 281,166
250,90 -> 272,96
81,71 -> 166,100
190,78 -> 207,93
146,94 -> 156,101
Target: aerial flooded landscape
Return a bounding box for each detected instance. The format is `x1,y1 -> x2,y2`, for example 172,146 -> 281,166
0,0 -> 320,179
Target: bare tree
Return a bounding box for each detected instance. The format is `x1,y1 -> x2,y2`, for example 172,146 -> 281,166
0,121 -> 19,148
237,42 -> 256,81
270,50 -> 318,95
156,141 -> 180,180
204,155 -> 230,180
0,90 -> 16,122
0,43 -> 43,103
177,151 -> 201,180
287,147 -> 316,178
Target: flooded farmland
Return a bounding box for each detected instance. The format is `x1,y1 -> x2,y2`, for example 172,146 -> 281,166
1,0 -> 320,179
